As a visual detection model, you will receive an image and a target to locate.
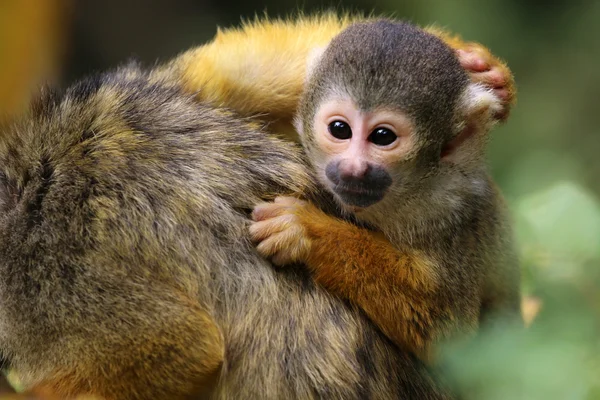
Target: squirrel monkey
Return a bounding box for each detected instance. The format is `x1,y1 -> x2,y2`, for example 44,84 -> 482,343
246,20 -> 521,362
171,15 -> 519,362
0,15 -> 515,400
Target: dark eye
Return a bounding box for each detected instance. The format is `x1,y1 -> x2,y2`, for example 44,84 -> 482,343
368,127 -> 397,146
328,121 -> 352,140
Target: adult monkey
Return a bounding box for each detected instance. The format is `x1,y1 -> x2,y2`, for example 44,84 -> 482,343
0,15 -> 515,400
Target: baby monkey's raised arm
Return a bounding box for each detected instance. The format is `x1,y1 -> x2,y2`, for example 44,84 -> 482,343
250,20 -> 521,363
165,14 -> 515,136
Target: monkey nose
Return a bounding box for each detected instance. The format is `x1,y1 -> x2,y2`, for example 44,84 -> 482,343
338,159 -> 370,181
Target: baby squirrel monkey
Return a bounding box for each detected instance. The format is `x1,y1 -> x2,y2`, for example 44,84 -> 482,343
173,15 -> 518,361
244,20 -> 521,362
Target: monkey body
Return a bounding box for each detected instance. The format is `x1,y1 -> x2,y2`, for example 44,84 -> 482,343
0,62 -> 452,399
249,20 -> 521,361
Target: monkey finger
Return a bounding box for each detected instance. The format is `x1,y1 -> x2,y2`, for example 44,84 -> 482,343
256,230 -> 294,259
457,49 -> 489,72
260,227 -> 308,266
252,202 -> 289,221
274,196 -> 308,212
249,215 -> 295,242
493,88 -> 509,101
472,69 -> 506,88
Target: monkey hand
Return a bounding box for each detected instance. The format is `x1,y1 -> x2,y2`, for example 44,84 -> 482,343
456,45 -> 515,121
250,196 -> 321,266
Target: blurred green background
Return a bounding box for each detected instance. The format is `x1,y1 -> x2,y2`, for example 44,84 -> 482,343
1,0 -> 599,398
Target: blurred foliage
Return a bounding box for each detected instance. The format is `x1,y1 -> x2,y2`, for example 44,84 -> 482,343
1,0 -> 599,398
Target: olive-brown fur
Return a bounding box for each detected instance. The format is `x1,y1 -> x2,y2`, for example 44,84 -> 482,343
0,63 -> 452,398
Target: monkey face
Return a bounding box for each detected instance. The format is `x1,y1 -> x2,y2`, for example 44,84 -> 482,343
308,98 -> 419,210
296,19 -> 502,216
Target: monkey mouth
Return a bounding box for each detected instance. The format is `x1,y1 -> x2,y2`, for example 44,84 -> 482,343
332,186 -> 386,208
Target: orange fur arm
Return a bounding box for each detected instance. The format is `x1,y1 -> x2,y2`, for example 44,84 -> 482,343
166,15 -> 515,126
297,204 -> 452,361
173,14 -> 356,121
251,197 -> 477,362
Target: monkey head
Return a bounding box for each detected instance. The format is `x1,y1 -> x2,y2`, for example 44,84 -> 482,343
296,20 -> 502,212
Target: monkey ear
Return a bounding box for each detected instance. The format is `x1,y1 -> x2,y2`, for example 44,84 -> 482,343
441,83 -> 502,161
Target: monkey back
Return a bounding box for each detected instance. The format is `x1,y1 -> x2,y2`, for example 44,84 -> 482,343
0,64 -> 452,399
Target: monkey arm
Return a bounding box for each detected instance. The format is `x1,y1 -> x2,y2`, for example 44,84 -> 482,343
165,15 -> 515,123
304,219 -> 451,363
251,197 -> 478,363
171,14 -> 354,121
